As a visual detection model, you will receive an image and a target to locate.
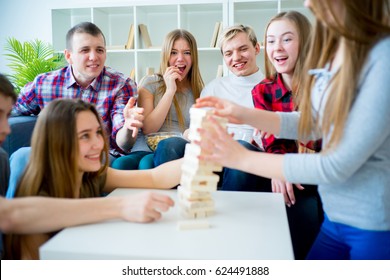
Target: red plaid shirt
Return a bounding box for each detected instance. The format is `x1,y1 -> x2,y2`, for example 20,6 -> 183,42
12,65 -> 137,156
252,74 -> 321,153
252,74 -> 298,154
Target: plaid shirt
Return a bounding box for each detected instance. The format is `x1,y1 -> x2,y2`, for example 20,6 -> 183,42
12,65 -> 137,156
252,74 -> 321,153
252,74 -> 298,154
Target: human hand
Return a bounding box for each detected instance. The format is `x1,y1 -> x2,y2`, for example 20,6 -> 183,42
123,97 -> 144,138
194,96 -> 244,124
163,66 -> 182,94
120,191 -> 174,223
194,116 -> 246,169
271,178 -> 304,207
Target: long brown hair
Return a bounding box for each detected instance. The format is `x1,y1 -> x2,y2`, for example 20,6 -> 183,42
5,99 -> 109,259
299,0 -> 390,151
155,29 -> 204,130
264,11 -> 312,100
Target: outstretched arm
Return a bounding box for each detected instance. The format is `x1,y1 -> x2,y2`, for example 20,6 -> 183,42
0,194 -> 173,234
104,158 -> 182,192
195,96 -> 281,136
195,116 -> 285,180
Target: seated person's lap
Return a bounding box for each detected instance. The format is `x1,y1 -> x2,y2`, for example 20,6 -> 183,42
153,137 -> 189,166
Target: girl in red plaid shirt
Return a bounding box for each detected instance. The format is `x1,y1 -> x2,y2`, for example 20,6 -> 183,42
251,11 -> 323,259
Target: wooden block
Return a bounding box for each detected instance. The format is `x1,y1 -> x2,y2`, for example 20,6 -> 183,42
180,172 -> 220,185
181,158 -> 221,176
183,158 -> 222,174
189,108 -> 228,126
177,220 -> 210,230
183,142 -> 204,156
180,174 -> 219,192
187,124 -> 226,142
178,185 -> 212,201
179,207 -> 215,219
179,198 -> 215,210
189,107 -> 213,118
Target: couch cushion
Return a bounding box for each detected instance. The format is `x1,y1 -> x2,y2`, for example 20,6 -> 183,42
1,116 -> 37,156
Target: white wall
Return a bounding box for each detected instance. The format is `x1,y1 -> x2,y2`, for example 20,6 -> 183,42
0,0 -> 154,74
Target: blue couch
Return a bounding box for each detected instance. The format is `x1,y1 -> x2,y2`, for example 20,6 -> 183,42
2,116 -> 37,156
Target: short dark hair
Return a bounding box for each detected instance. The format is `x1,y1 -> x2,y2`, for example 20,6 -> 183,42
0,73 -> 16,103
66,22 -> 106,50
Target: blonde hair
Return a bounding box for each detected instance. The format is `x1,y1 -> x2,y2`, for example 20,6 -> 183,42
156,29 -> 204,130
264,11 -> 312,101
5,99 -> 109,259
299,0 -> 390,151
218,24 -> 258,53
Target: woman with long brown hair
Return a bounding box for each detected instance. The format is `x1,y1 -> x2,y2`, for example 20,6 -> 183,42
5,99 -> 180,259
112,29 -> 204,170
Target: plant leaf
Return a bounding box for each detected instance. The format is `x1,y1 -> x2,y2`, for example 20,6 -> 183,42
4,37 -> 67,94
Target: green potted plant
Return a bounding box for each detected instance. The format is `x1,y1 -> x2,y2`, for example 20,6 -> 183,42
4,37 -> 66,94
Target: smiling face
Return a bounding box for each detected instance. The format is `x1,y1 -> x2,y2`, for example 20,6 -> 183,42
65,32 -> 106,88
266,19 -> 299,82
221,32 -> 260,77
0,95 -> 13,145
168,38 -> 193,80
76,110 -> 104,173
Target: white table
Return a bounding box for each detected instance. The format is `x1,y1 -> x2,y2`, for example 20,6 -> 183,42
40,188 -> 293,260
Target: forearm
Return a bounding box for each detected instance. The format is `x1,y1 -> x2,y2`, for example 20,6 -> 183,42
150,158 -> 182,188
240,108 -> 281,136
105,160 -> 182,191
116,126 -> 137,152
234,148 -> 286,180
0,196 -> 122,234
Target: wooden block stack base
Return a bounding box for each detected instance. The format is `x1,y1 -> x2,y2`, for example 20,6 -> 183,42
177,108 -> 227,230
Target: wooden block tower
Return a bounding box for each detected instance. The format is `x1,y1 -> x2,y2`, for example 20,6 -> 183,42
177,107 -> 227,229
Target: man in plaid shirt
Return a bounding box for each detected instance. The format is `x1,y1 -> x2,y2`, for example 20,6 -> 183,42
7,22 -> 143,196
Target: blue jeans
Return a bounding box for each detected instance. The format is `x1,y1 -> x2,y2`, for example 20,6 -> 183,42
220,140 -> 272,192
139,153 -> 155,169
111,151 -> 152,170
153,137 -> 189,166
307,214 -> 390,260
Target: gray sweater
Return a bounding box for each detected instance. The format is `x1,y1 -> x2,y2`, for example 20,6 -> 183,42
279,37 -> 390,231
